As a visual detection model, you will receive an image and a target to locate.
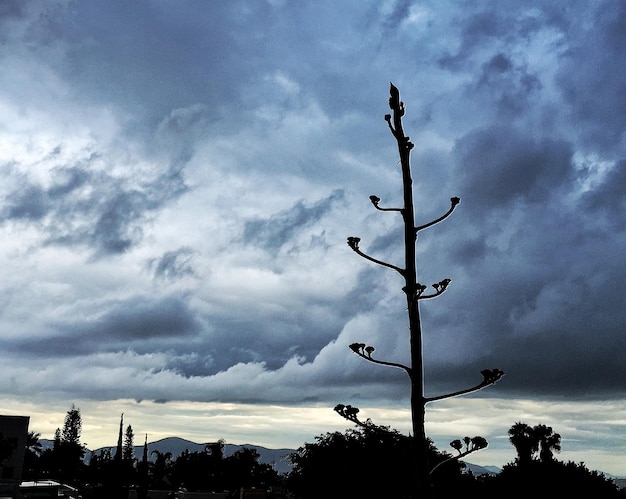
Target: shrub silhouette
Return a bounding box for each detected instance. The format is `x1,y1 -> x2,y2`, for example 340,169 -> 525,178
287,423 -> 479,499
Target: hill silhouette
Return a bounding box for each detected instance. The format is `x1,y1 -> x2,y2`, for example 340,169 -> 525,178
41,436 -> 295,474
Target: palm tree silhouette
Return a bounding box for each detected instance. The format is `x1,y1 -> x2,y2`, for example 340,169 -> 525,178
534,424 -> 561,463
26,431 -> 42,455
508,422 -> 561,465
508,422 -> 538,466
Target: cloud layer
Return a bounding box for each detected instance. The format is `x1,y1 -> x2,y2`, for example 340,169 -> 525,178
1,0 -> 625,474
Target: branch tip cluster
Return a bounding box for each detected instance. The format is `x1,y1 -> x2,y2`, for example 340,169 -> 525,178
346,236 -> 405,275
414,197 -> 461,233
405,278 -> 452,300
369,195 -> 402,212
349,342 -> 375,357
333,404 -> 367,427
346,236 -> 361,251
450,436 -> 488,455
349,342 -> 411,375
430,436 -> 489,475
480,368 -> 505,385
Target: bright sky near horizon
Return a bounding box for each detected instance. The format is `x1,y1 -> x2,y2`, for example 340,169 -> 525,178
1,0 -> 625,477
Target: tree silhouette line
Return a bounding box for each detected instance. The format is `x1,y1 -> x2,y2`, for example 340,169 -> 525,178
20,405 -> 622,499
22,405 -> 283,499
287,414 -> 623,499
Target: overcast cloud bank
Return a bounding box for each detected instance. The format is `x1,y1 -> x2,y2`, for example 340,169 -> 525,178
1,0 -> 625,475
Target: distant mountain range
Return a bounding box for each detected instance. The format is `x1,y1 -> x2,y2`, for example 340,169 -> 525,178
463,462 -> 501,476
41,437 -> 295,474
127,437 -> 295,474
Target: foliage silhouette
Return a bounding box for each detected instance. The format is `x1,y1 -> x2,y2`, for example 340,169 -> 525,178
25,410 -> 283,498
288,419 -> 623,499
170,443 -> 279,494
473,421 -> 622,499
508,421 -> 562,467
37,404 -> 86,485
480,460 -> 621,499
287,422 -> 480,499
123,424 -> 135,462
23,412 -> 624,498
22,431 -> 43,480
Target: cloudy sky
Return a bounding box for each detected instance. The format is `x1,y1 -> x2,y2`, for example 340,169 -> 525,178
1,0 -> 626,475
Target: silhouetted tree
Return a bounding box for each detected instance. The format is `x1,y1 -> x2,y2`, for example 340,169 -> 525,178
26,431 -> 42,454
84,448 -> 115,497
223,447 -> 279,492
115,413 -> 124,461
430,436 -> 488,476
37,405 -> 86,484
136,434 -> 150,499
534,424 -> 561,463
61,404 -> 83,448
171,449 -> 211,491
22,431 -> 43,479
169,442 -> 279,494
123,425 -> 135,462
58,404 -> 86,482
287,423 -> 479,499
206,439 -> 225,461
169,440 -> 225,491
345,84 -> 504,497
53,428 -> 61,448
482,423 -> 620,498
508,422 -> 538,466
150,449 -> 173,489
508,422 -> 561,466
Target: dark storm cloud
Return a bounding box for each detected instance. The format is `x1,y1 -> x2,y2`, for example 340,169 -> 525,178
454,126 -> 574,211
426,153 -> 626,399
0,0 -> 23,18
148,247 -> 196,281
47,165 -> 91,197
243,189 -> 345,251
582,159 -> 626,230
78,175 -> 185,256
472,53 -> 542,119
97,294 -> 201,341
437,10 -> 509,71
556,0 -> 626,151
90,192 -> 146,254
426,271 -> 626,399
5,185 -> 48,220
3,293 -> 202,357
457,252 -> 626,399
448,236 -> 489,265
1,156 -> 188,256
436,1 -> 576,71
2,161 -> 91,221
27,0 -> 285,127
192,297 -> 353,375
380,0 -> 413,32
